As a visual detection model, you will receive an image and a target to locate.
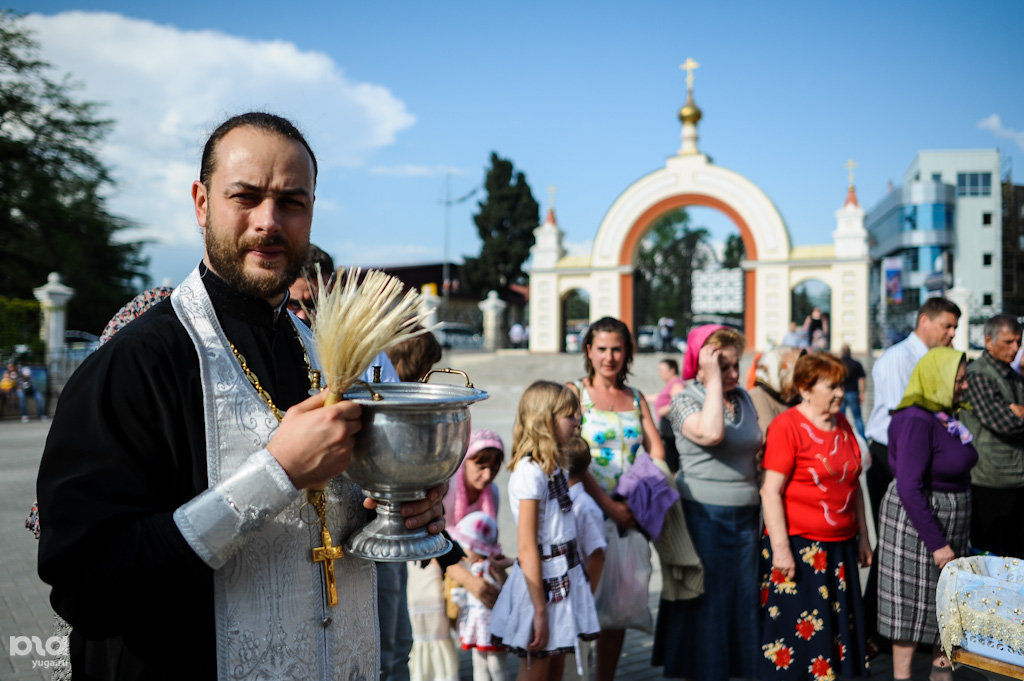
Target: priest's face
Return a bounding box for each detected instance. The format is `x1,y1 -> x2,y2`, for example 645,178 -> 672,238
193,125 -> 314,303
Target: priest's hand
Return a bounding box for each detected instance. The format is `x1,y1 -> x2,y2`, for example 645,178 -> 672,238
364,482 -> 447,535
268,390 -> 363,490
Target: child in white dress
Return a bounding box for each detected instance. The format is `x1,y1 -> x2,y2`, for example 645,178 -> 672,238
449,511 -> 510,681
489,381 -> 601,681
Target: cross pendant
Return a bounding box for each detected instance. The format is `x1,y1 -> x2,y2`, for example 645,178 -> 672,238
311,525 -> 344,607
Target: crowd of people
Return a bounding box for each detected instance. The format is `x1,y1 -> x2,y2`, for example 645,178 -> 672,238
410,299 -> 1023,681
28,111 -> 1024,681
1,361 -> 46,421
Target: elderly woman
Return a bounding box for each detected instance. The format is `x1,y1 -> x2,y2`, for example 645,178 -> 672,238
570,316 -> 664,681
652,325 -> 761,681
748,345 -> 805,440
877,348 -> 975,681
759,353 -> 871,680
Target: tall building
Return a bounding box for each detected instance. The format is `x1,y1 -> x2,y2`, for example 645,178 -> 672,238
866,149 -> 1002,343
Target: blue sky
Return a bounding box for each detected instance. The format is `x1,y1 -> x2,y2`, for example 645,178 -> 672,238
12,1 -> 1024,286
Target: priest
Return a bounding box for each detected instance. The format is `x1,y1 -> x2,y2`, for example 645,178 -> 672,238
36,112 -> 445,680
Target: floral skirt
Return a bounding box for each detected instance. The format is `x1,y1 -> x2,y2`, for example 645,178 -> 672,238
758,534 -> 870,680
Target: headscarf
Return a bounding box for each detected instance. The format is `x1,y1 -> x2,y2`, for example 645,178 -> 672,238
448,429 -> 503,523
754,345 -> 803,403
682,324 -> 726,380
449,511 -> 501,557
894,346 -> 966,413
100,286 -> 175,343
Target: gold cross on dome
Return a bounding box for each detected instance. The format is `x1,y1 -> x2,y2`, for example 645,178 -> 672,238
844,159 -> 859,186
680,57 -> 700,91
311,523 -> 344,607
547,184 -> 557,208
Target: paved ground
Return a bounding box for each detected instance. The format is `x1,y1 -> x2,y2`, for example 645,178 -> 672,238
0,350 -> 1000,679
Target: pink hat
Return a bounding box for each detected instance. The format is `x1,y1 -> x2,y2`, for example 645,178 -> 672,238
467,429 -> 504,459
682,324 -> 726,380
449,511 -> 500,557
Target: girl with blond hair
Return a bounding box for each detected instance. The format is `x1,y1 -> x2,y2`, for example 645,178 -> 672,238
489,381 -> 600,681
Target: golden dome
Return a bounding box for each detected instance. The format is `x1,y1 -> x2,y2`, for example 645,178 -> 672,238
678,93 -> 702,125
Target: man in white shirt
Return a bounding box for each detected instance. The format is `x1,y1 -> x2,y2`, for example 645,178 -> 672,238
862,296 -> 960,644
865,297 -> 960,515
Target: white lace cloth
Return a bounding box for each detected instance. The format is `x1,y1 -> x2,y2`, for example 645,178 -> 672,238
937,555 -> 1024,667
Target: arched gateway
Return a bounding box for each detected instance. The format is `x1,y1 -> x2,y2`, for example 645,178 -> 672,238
528,61 -> 870,353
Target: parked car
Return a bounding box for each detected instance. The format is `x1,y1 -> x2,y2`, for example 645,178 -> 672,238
435,322 -> 483,350
636,325 -> 658,352
564,323 -> 588,353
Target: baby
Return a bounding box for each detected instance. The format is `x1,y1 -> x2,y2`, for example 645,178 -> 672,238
449,511 -> 510,681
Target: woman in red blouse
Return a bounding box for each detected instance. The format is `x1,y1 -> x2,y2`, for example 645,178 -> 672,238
758,353 -> 872,680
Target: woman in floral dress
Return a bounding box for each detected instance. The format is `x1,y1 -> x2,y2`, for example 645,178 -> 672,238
759,352 -> 872,680
569,316 -> 664,681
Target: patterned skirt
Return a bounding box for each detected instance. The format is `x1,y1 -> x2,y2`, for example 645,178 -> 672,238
877,483 -> 970,644
758,534 -> 870,680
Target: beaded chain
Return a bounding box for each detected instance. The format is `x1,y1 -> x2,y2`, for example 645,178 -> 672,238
227,334 -> 344,607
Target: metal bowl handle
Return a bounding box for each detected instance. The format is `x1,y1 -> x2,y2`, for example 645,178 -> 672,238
420,368 -> 474,388
352,380 -> 384,401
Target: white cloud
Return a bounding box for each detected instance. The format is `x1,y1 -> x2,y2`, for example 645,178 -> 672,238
24,11 -> 416,246
977,113 -> 1024,152
325,240 -> 439,266
370,164 -> 468,178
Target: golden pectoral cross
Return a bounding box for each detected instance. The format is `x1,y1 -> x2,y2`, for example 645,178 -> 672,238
312,525 -> 344,607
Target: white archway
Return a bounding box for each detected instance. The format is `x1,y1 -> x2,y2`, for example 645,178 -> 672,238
527,75 -> 870,353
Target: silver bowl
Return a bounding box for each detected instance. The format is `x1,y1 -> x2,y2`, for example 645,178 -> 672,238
341,370 -> 488,561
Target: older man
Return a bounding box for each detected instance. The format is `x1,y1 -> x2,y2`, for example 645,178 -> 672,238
37,113 -> 444,680
286,243 -> 335,324
961,314 -> 1024,558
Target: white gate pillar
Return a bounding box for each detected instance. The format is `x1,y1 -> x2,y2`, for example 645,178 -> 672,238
33,272 -> 75,366
479,291 -> 508,352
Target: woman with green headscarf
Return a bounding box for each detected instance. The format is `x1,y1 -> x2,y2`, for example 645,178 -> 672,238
876,347 -> 976,681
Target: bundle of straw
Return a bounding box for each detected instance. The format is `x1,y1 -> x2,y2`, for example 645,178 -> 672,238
312,267 -> 431,404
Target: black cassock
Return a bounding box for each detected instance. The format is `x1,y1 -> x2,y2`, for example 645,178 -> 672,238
37,264 -> 315,680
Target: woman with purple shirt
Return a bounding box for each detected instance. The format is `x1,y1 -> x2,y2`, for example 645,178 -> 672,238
877,347 -> 976,681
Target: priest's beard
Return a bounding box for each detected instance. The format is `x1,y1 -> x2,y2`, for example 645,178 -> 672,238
204,226 -> 309,301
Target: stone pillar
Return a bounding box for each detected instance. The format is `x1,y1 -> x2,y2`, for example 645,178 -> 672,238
33,273 -> 75,365
945,285 -> 970,352
419,283 -> 441,331
478,291 -> 507,352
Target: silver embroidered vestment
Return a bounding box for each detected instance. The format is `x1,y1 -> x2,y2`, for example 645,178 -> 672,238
170,267 -> 378,681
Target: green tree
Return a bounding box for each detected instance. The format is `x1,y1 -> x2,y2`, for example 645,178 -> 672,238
563,289 -> 589,323
462,152 -> 538,297
634,208 -> 709,326
722,233 -> 745,268
0,12 -> 148,334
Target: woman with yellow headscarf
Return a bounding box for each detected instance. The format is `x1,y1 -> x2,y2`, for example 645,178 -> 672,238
876,347 -> 977,681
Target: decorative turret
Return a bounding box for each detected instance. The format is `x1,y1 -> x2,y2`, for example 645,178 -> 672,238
530,187 -> 565,270
833,159 -> 868,259
678,57 -> 702,155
